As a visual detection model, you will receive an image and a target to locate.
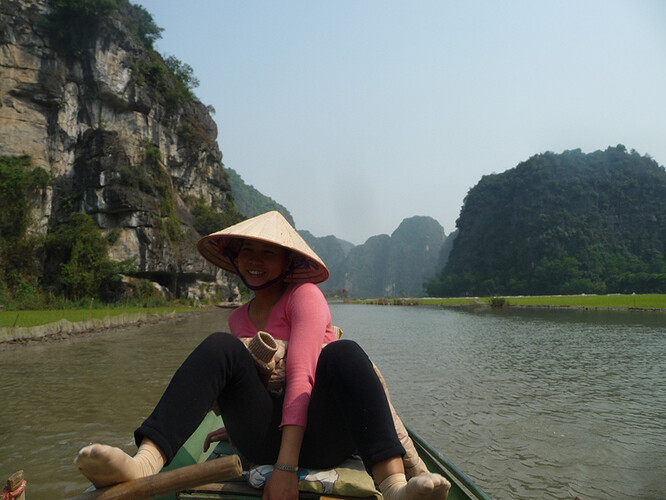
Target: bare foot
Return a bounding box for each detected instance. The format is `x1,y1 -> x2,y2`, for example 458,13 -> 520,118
74,444 -> 145,488
380,472 -> 450,500
405,473 -> 451,500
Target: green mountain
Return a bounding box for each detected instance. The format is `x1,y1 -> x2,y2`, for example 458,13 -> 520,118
297,231 -> 353,291
0,0 -> 246,306
344,234 -> 391,297
298,216 -> 447,298
226,168 -> 295,226
436,229 -> 457,272
344,216 -> 446,297
426,146 -> 666,296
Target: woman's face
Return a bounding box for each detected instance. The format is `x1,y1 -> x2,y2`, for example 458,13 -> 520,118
235,240 -> 290,288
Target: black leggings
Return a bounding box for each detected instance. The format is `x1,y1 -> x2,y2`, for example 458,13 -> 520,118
135,334 -> 405,470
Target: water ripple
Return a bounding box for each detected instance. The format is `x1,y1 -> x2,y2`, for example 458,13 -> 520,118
334,304 -> 666,500
2,306 -> 664,499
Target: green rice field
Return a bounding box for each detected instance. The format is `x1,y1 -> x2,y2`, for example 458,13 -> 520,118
482,293 -> 665,309
0,306 -> 197,329
360,294 -> 666,310
2,294 -> 664,331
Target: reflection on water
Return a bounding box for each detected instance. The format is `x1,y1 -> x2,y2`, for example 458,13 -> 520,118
0,305 -> 664,499
333,305 -> 666,500
0,310 -> 229,499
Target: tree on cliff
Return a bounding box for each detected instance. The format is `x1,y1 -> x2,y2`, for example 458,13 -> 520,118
0,156 -> 49,305
425,146 -> 666,296
0,0 -> 245,307
226,168 -> 295,227
45,0 -> 163,56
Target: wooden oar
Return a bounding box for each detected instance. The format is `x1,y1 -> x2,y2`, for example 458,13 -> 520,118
65,455 -> 242,500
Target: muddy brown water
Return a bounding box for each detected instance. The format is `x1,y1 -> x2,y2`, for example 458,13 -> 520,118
0,305 -> 664,499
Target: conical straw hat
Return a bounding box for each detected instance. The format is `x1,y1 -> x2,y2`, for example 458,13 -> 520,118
197,211 -> 329,284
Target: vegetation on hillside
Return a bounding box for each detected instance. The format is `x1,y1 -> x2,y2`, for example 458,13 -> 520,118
226,168 -> 295,226
0,142 -> 245,309
0,150 -> 244,310
45,0 -> 162,56
426,146 -> 666,297
0,1 -> 243,309
44,0 -> 201,111
41,212 -> 133,301
189,195 -> 245,236
10,5 -> 666,309
0,153 -> 177,310
0,156 -> 50,306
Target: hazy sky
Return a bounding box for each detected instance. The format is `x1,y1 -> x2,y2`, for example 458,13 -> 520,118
134,0 -> 665,245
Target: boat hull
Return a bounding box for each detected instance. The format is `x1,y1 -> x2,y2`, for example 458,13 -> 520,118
165,412 -> 491,500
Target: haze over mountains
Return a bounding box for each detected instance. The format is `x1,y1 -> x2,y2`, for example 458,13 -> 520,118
227,162 -> 450,297
1,0 -> 664,306
229,145 -> 666,298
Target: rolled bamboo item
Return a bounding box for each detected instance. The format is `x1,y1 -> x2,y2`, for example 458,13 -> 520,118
4,470 -> 26,500
65,455 -> 242,500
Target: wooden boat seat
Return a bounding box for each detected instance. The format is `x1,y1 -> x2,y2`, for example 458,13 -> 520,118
178,480 -> 378,500
176,439 -> 380,500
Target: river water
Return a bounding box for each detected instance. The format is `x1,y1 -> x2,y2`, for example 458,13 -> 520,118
0,305 -> 664,499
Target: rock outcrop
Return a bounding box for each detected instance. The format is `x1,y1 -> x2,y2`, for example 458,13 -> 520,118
297,217 -> 447,298
0,0 -> 239,301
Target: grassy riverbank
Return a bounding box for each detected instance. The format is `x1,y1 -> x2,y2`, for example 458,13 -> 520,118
0,305 -> 204,344
352,293 -> 666,310
0,305 -> 198,328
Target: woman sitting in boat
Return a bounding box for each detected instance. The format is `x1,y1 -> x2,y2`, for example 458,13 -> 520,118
75,211 -> 451,500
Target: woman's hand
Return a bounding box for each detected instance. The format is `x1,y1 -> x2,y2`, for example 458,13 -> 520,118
263,468 -> 299,500
264,424 -> 304,500
203,426 -> 229,452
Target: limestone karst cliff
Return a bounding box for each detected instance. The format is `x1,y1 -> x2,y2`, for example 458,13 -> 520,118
426,146 -> 666,296
298,216 -> 446,298
0,0 -> 240,301
342,216 -> 446,298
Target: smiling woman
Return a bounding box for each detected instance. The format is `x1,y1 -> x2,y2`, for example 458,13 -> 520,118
196,211 -> 329,286
236,241 -> 291,291
74,211 -> 452,500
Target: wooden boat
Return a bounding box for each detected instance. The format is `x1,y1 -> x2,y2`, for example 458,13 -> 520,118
70,411 -> 490,500
405,426 -> 491,500
152,411 -> 492,500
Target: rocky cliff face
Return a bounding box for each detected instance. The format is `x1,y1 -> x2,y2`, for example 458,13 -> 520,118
0,0 -> 239,301
298,217 -> 447,298
302,216 -> 444,298
298,230 -> 351,291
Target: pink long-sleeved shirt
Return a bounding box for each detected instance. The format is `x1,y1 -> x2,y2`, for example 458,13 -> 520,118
228,282 -> 337,428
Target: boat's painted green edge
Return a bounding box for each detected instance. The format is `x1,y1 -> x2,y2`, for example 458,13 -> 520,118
154,410 -> 224,500
406,425 -> 491,500
112,412 -> 491,500
79,412 -> 224,498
